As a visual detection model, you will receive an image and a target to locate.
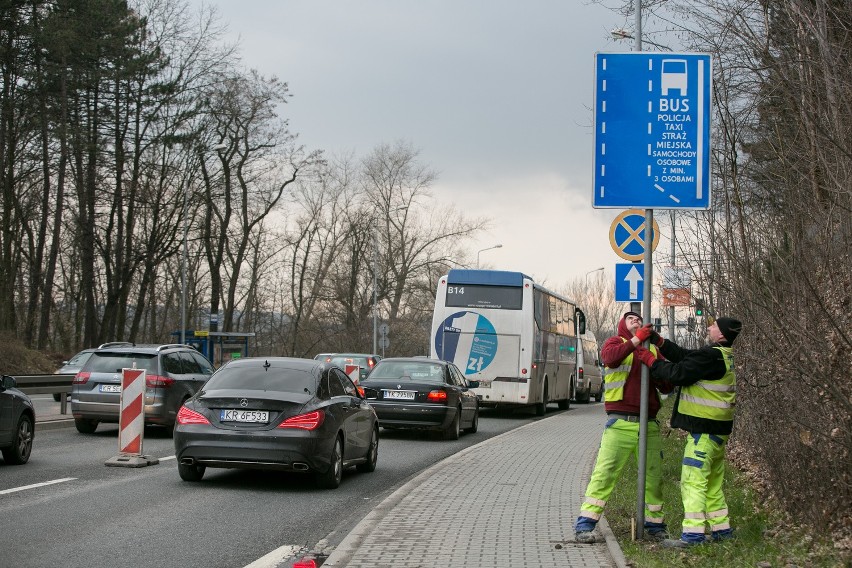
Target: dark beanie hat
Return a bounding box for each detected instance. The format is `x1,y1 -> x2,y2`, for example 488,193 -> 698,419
716,317 -> 742,345
623,311 -> 642,321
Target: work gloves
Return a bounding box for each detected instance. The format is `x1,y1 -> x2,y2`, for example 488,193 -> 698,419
635,323 -> 665,347
634,346 -> 658,368
634,323 -> 654,342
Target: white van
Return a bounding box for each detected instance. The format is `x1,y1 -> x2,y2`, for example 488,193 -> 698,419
575,332 -> 604,403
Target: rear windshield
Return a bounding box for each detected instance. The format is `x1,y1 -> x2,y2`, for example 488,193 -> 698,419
330,356 -> 371,368
204,366 -> 316,394
86,352 -> 157,374
67,351 -> 93,366
368,362 -> 446,383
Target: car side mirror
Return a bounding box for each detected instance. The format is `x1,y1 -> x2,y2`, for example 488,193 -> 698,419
467,380 -> 480,389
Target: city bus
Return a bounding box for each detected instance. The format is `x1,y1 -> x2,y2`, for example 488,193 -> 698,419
429,269 -> 585,415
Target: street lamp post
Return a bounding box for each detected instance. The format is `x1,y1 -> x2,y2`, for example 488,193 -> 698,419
372,224 -> 379,355
585,266 -> 604,280
476,244 -> 503,268
372,206 -> 406,354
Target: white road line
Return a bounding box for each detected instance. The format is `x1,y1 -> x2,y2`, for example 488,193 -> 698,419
159,455 -> 177,461
243,544 -> 305,568
0,477 -> 76,495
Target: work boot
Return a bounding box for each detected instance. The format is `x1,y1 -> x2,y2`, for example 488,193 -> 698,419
575,531 -> 597,544
712,528 -> 735,542
645,529 -> 669,541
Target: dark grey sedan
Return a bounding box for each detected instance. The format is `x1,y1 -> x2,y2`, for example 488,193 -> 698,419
0,375 -> 35,465
360,357 -> 479,440
174,358 -> 379,489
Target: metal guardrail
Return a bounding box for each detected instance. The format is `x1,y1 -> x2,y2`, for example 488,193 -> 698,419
10,374 -> 74,414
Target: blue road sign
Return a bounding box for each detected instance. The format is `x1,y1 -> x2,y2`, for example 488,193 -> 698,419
593,52 -> 712,209
615,263 -> 645,302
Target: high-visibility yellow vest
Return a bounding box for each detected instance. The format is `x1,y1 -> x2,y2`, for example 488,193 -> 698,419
678,346 -> 736,421
603,339 -> 658,402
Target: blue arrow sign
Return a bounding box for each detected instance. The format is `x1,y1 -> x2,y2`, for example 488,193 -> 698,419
593,52 -> 712,209
615,263 -> 644,302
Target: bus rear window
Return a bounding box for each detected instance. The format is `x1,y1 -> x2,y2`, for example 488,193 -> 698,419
445,284 -> 522,310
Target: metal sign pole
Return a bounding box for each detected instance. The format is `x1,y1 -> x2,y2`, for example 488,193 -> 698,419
634,0 -> 649,542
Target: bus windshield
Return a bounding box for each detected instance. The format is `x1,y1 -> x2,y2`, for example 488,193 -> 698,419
445,284 -> 522,310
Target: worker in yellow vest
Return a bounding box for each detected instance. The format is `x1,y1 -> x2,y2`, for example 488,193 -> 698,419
633,316 -> 742,548
574,311 -> 674,543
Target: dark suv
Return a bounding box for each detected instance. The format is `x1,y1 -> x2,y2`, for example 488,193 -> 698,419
70,344 -> 214,434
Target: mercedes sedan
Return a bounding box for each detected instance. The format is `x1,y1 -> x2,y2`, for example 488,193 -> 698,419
360,357 -> 479,440
174,357 -> 379,489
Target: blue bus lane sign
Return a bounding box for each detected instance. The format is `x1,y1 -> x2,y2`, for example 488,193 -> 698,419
615,263 -> 645,302
593,52 -> 712,209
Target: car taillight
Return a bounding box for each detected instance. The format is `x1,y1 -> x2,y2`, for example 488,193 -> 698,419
73,372 -> 90,384
176,406 -> 210,425
278,410 -> 324,430
427,390 -> 448,402
146,375 -> 175,388
357,386 -> 366,397
368,359 -> 375,368
522,368 -> 529,374
293,559 -> 317,568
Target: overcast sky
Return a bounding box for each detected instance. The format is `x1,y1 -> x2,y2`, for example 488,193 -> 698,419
189,0 -> 643,288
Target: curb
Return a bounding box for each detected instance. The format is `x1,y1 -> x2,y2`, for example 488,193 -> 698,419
36,418 -> 75,432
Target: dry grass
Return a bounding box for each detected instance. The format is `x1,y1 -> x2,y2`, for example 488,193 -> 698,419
0,331 -> 64,374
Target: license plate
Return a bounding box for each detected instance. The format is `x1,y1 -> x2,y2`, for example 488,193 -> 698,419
99,384 -> 121,393
220,409 -> 269,423
384,390 -> 415,400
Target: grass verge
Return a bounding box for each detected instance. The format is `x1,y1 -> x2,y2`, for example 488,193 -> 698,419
603,397 -> 847,567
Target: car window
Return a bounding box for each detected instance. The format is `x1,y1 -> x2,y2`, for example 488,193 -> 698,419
190,352 -> 214,375
327,370 -> 347,397
162,353 -> 184,375
329,356 -> 369,369
333,369 -> 359,396
205,366 -> 316,394
449,365 -> 466,386
316,374 -> 331,400
369,362 -> 446,383
67,351 -> 93,366
178,351 -> 202,374
86,352 -> 157,373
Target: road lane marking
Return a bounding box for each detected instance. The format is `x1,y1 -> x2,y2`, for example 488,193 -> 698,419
159,455 -> 176,461
0,477 -> 76,495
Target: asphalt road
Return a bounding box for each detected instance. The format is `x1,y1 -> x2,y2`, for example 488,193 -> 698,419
0,397 -> 588,568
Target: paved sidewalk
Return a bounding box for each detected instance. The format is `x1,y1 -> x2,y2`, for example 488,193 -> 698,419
323,404 -> 627,568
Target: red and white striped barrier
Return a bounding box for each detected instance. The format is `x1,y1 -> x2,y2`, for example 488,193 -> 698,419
118,368 -> 145,455
105,367 -> 158,467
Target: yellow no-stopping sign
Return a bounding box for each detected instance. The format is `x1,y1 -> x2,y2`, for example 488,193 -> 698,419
609,209 -> 660,262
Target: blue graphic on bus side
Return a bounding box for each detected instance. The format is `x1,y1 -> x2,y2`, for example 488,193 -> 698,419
434,311 -> 497,375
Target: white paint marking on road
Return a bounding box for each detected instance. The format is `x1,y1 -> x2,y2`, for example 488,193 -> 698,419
243,544 -> 305,568
158,455 -> 176,462
0,477 -> 76,495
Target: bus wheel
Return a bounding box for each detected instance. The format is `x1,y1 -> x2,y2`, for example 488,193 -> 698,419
535,381 -> 548,416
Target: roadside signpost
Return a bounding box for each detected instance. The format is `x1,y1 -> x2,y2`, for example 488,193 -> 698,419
609,209 -> 659,262
615,263 -> 645,302
594,48 -> 712,542
593,52 -> 712,209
